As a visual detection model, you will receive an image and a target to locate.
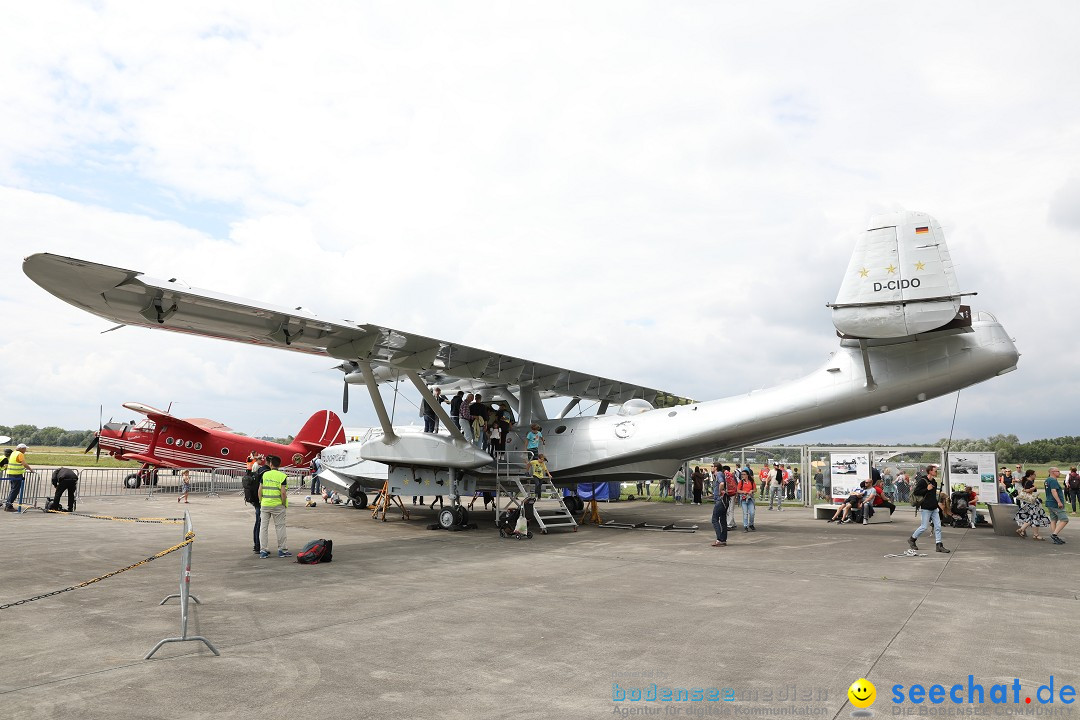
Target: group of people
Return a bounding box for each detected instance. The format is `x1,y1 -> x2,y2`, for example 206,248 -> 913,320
1010,467 -> 1071,545
710,464 -> 761,547
1,443 -> 31,512
426,388 -> 528,461
243,451 -> 292,559
825,469 -> 899,525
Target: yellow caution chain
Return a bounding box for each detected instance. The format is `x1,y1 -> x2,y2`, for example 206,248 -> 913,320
0,509 -> 192,610
42,507 -> 185,524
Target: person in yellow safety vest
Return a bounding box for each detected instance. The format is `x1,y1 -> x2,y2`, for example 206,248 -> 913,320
4,443 -> 32,512
529,453 -> 553,498
258,455 -> 291,559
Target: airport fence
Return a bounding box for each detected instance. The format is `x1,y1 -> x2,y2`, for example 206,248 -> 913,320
19,466 -> 313,504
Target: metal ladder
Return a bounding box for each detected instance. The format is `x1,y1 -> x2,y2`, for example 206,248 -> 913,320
493,452 -> 578,534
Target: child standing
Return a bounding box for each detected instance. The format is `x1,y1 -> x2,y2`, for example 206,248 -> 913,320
178,470 -> 191,503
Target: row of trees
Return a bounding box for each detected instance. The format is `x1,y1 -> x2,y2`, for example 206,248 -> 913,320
0,425 -> 293,448
934,434 -> 1080,465
0,425 -> 95,448
3,422 -> 1077,463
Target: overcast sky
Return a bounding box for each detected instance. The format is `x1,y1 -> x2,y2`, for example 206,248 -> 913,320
1,1 -> 1077,446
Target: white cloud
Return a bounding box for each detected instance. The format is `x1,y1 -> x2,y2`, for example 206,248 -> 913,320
1,1 -> 1077,444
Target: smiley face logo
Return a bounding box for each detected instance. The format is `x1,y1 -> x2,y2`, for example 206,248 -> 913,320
848,678 -> 876,709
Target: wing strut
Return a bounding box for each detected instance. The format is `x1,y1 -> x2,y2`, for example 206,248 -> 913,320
403,370 -> 467,444
357,361 -> 398,440
556,397 -> 580,419
858,339 -> 877,390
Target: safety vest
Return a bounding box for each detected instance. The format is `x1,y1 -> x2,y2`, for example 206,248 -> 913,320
260,469 -> 287,507
6,451 -> 26,476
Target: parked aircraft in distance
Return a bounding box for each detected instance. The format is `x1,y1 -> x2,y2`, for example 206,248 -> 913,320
25,211 -> 1019,526
86,402 -> 344,487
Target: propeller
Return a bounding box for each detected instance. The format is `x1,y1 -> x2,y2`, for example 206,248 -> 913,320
333,361 -> 361,414
84,404 -> 103,460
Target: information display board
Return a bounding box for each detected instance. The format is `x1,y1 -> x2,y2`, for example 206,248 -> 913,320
946,452 -> 998,504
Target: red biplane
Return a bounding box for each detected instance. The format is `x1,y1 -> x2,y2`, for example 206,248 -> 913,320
86,402 -> 345,487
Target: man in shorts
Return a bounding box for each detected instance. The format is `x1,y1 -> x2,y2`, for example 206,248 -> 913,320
1045,467 -> 1069,545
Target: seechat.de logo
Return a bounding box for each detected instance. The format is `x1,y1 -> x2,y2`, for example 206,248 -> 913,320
848,678 -> 876,709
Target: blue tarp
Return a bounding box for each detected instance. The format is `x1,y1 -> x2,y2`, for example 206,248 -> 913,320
567,482 -> 619,501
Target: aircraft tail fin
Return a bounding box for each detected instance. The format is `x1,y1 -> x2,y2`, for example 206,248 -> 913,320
831,211 -> 964,339
295,410 -> 346,450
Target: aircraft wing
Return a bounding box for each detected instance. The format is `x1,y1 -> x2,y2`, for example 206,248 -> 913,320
122,401 -> 213,436
120,452 -> 184,469
24,253 -> 693,407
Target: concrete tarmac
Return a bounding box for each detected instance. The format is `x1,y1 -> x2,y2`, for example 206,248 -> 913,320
1,494 -> 1076,720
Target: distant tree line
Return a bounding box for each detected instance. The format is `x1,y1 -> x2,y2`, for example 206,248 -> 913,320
0,424 -> 295,448
934,434 -> 1080,465
3,422 -> 1075,463
0,425 -> 95,447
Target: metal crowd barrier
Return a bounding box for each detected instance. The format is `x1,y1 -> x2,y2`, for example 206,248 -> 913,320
145,509 -> 220,659
27,466 -> 313,503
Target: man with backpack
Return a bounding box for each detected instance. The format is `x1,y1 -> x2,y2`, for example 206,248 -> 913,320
908,465 -> 950,554
243,453 -> 268,553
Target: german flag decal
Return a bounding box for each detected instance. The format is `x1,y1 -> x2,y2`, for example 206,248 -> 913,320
915,226 -> 929,234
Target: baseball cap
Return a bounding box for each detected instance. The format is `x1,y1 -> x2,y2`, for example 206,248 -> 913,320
16,443 -> 27,449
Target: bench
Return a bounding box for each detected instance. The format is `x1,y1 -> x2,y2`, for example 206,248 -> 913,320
813,503 -> 892,523
987,503 -> 1019,536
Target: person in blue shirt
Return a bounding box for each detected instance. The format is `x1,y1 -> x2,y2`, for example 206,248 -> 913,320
1044,467 -> 1069,545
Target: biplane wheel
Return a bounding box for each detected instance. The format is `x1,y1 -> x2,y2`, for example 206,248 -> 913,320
438,508 -> 456,530
455,507 -> 469,526
124,474 -> 141,489
351,492 -> 368,509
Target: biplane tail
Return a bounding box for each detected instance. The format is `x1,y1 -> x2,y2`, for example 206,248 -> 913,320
295,410 -> 346,451
831,211 -> 966,339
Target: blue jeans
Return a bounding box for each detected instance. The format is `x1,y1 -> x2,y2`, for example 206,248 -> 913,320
252,505 -> 262,550
912,508 -> 942,543
741,497 -> 756,527
4,476 -> 24,508
423,415 -> 437,433
711,498 -> 729,542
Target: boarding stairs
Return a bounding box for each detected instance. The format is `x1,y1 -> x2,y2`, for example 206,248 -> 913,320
493,452 -> 577,534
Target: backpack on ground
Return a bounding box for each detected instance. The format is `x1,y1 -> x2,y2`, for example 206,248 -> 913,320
297,538 -> 333,564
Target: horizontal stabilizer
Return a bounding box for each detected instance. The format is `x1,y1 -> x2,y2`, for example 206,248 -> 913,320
831,211 -> 963,338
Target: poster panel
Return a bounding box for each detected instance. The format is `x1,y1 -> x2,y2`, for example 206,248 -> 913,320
947,451 -> 998,504
829,452 -> 870,502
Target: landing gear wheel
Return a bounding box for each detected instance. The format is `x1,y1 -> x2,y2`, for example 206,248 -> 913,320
351,492 -> 368,509
124,474 -> 141,489
438,508 -> 457,530
450,506 -> 465,526
455,507 -> 469,526
568,496 -> 584,514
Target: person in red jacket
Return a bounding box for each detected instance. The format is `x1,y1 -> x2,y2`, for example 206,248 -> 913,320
862,470 -> 896,523
737,468 -> 757,532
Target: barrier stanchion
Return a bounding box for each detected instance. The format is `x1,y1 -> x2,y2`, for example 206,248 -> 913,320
145,510 -> 220,659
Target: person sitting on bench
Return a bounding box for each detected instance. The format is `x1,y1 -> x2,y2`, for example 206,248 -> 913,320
862,474 -> 896,523
827,482 -> 867,523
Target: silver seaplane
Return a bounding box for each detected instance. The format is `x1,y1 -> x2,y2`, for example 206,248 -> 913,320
23,210 -> 1019,527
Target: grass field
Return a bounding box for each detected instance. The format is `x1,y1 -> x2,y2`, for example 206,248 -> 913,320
6,446 -> 133,468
